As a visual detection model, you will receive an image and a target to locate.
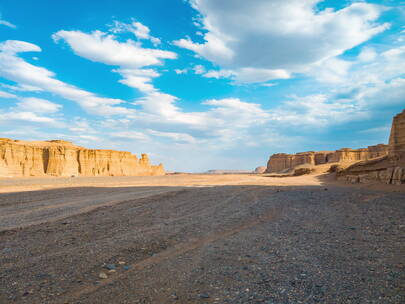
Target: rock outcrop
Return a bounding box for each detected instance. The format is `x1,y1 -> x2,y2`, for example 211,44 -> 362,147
338,109 -> 405,185
388,109 -> 405,159
0,138 -> 164,177
254,166 -> 267,174
265,145 -> 388,173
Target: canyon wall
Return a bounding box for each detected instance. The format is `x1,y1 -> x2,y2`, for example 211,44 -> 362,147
339,109 -> 405,185
266,145 -> 389,173
0,138 -> 164,177
388,109 -> 405,159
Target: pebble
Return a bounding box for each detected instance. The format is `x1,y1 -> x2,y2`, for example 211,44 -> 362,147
199,293 -> 210,299
104,264 -> 116,270
99,272 -> 108,279
123,265 -> 130,271
171,293 -> 179,300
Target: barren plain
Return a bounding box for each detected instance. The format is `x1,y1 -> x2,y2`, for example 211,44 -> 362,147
0,173 -> 404,303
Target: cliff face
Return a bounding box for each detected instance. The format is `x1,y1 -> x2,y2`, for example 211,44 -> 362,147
338,109 -> 405,185
388,110 -> 405,159
0,138 -> 164,177
266,145 -> 388,173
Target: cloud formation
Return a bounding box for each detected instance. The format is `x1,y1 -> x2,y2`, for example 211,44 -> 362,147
53,30 -> 176,93
174,0 -> 389,83
0,40 -> 130,116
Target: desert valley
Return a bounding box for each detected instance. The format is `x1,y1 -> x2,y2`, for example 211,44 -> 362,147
1,1 -> 405,303
0,110 -> 404,303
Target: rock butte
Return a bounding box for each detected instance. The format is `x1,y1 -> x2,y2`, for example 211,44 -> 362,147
339,109 -> 405,185
0,139 -> 164,177
265,145 -> 389,173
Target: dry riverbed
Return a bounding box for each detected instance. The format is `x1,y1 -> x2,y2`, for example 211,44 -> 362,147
0,174 -> 404,303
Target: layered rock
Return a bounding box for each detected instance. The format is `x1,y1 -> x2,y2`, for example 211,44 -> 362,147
0,138 -> 164,177
388,109 -> 405,159
265,145 -> 388,173
339,109 -> 405,185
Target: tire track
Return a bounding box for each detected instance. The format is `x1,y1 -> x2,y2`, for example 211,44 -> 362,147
62,208 -> 281,302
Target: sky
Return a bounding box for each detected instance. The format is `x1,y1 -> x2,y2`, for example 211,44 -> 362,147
0,0 -> 404,172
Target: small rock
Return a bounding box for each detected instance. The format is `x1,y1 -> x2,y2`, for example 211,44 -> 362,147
99,272 -> 108,279
104,264 -> 116,270
199,293 -> 210,299
118,261 -> 125,265
123,265 -> 130,271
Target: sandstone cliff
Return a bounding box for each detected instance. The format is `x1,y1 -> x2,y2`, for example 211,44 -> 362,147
265,145 -> 388,173
339,109 -> 405,185
0,138 -> 164,177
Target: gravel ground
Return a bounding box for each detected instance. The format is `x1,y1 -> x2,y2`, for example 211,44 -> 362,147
0,177 -> 404,303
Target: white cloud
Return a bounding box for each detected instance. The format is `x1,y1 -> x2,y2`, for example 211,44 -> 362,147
193,64 -> 206,74
16,97 -> 62,114
109,131 -> 150,141
114,68 -> 160,92
0,111 -> 60,125
0,40 -> 131,116
358,47 -> 377,62
53,30 -> 175,68
1,83 -> 43,92
0,90 -> 16,98
203,67 -> 290,83
53,29 -> 176,93
147,129 -> 197,143
174,68 -> 188,74
174,0 -> 389,83
110,20 -> 161,46
0,13 -> 16,29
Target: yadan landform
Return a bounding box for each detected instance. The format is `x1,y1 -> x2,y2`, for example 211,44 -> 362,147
0,139 -> 164,177
0,1 -> 404,303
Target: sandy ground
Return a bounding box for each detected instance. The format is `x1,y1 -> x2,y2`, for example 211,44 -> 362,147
0,173 -> 404,303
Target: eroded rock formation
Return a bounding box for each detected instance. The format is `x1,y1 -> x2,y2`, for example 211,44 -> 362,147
265,145 -> 388,173
254,166 -> 267,174
339,109 -> 405,184
0,138 -> 164,177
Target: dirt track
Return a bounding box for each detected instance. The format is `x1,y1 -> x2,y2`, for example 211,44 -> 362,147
0,174 -> 404,303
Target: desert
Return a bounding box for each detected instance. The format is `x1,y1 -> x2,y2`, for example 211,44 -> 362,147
1,1 -> 405,303
0,172 -> 404,303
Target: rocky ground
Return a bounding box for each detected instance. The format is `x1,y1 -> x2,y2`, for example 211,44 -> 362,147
0,174 -> 404,303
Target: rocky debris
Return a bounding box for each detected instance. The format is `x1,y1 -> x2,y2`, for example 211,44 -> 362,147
199,293 -> 210,299
104,264 -> 116,270
328,164 -> 344,173
339,109 -> 405,185
293,168 -> 313,176
99,273 -> 108,279
0,185 -> 404,303
265,144 -> 388,173
0,138 -> 164,177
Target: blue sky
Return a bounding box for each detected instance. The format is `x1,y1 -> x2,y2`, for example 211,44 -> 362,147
0,0 -> 404,172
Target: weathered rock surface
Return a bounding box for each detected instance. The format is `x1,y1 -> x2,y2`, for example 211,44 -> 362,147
265,145 -> 388,173
0,138 -> 164,177
254,166 -> 267,174
338,109 -> 405,185
388,109 -> 405,159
